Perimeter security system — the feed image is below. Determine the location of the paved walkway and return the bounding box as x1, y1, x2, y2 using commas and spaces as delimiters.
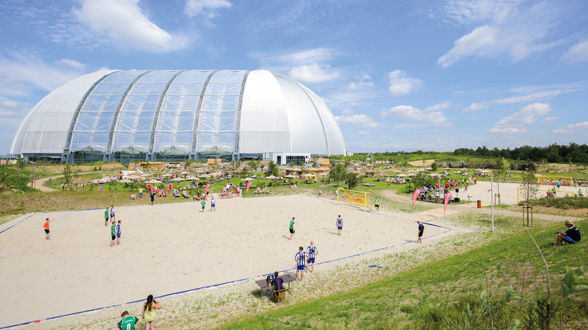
379, 190, 582, 222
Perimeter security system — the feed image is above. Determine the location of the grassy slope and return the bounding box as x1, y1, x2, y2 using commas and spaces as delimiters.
218, 219, 588, 329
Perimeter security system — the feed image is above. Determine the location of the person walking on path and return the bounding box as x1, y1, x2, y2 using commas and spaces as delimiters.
110, 205, 116, 222
294, 246, 309, 281
117, 311, 139, 330
336, 215, 343, 236
116, 220, 122, 245
289, 217, 295, 240
150, 191, 156, 206
307, 241, 318, 273
104, 207, 109, 227
142, 295, 161, 330
415, 221, 424, 243
110, 221, 116, 247
211, 196, 216, 211
43, 218, 50, 240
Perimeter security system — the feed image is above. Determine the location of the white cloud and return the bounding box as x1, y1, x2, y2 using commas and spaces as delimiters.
494, 90, 562, 104
542, 116, 558, 122
380, 105, 448, 127
488, 127, 528, 134
1, 100, 18, 108
463, 102, 489, 112
439, 25, 497, 67
74, 0, 190, 52
185, 0, 231, 17
489, 102, 551, 134
289, 64, 339, 83
388, 70, 423, 96
59, 59, 86, 70
348, 75, 374, 90
439, 1, 563, 66
495, 102, 551, 127
335, 109, 379, 130
425, 101, 451, 111
562, 40, 588, 63
358, 131, 370, 135
552, 122, 588, 134
0, 53, 85, 94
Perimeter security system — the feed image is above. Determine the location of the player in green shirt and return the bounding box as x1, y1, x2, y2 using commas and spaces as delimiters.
104, 207, 109, 227
117, 311, 139, 330
110, 221, 116, 247
201, 200, 206, 213
289, 217, 295, 240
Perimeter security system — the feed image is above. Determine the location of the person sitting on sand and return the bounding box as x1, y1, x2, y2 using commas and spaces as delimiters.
554, 220, 581, 246
142, 295, 161, 330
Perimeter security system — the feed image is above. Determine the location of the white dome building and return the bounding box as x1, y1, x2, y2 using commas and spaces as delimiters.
11, 70, 346, 164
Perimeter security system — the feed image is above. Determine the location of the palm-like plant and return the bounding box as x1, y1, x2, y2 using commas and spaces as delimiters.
345, 172, 361, 190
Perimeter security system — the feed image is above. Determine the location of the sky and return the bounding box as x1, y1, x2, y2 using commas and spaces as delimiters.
0, 0, 587, 154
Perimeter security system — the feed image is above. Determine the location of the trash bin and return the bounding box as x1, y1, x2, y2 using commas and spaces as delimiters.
477, 200, 482, 208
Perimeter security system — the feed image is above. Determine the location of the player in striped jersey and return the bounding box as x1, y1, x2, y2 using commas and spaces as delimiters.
307, 241, 318, 273
294, 246, 309, 281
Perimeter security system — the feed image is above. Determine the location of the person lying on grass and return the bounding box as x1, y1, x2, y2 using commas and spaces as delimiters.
554, 220, 581, 247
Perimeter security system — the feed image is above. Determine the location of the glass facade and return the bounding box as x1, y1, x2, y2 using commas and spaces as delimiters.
66, 70, 248, 163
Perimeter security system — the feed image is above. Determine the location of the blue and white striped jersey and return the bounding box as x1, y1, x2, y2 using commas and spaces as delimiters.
295, 252, 309, 266
307, 246, 318, 258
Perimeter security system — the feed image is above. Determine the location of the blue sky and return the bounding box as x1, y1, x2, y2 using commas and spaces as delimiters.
0, 0, 587, 154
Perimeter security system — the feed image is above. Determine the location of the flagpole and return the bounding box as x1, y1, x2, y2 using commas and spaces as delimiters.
491, 174, 494, 232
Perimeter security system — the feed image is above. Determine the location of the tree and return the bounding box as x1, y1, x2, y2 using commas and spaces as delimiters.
330, 164, 348, 186
493, 157, 510, 200
520, 169, 539, 204
431, 162, 438, 172
265, 161, 279, 177
62, 164, 73, 191
0, 172, 16, 193
345, 172, 362, 190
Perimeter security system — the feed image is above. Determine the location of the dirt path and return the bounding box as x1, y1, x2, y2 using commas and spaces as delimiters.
379, 189, 583, 222
28, 171, 97, 192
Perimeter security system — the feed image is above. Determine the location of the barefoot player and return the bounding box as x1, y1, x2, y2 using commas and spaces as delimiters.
294, 246, 309, 281
336, 215, 343, 236
307, 241, 318, 273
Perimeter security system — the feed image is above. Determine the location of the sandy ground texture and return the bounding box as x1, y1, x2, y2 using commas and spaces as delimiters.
0, 194, 454, 328
454, 181, 581, 206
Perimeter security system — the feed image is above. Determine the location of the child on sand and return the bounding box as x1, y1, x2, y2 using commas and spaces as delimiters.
110, 205, 116, 222
117, 311, 139, 330
336, 215, 343, 236
374, 198, 380, 211
211, 196, 216, 211
318, 189, 322, 197
104, 207, 109, 227
201, 200, 206, 213
43, 218, 50, 240
110, 221, 116, 247
289, 217, 296, 240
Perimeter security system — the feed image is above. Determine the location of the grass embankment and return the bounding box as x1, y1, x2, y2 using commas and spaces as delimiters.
220, 219, 588, 329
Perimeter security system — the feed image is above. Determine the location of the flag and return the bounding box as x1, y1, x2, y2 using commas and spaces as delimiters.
147, 183, 151, 191
246, 181, 252, 193
168, 183, 172, 190
205, 183, 210, 194
412, 188, 421, 206
444, 192, 452, 213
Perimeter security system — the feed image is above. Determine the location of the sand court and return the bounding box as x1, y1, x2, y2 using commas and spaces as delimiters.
0, 194, 453, 327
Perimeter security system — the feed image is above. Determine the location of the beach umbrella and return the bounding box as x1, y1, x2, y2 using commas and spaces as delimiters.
265, 175, 279, 180
185, 176, 200, 181
284, 174, 296, 179
242, 177, 255, 181
141, 173, 153, 177
171, 177, 184, 182
179, 171, 190, 175
161, 173, 173, 178
119, 179, 132, 183
147, 179, 162, 184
